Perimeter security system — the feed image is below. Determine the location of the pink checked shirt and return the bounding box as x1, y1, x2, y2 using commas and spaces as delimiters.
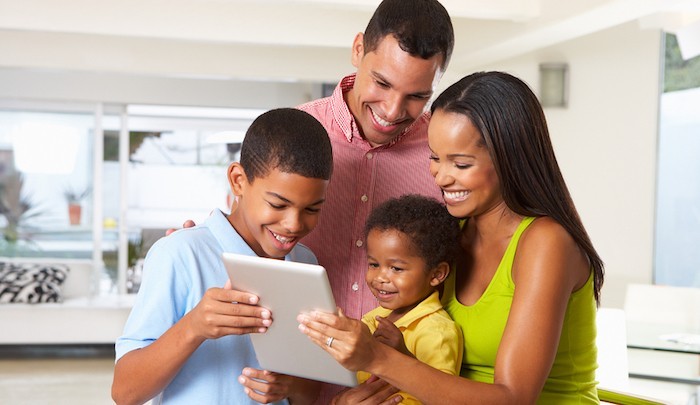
298, 74, 442, 320
298, 74, 442, 403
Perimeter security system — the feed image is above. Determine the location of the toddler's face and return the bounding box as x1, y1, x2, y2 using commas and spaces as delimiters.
365, 229, 438, 319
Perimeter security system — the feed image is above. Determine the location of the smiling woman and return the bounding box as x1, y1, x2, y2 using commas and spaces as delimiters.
298, 71, 603, 404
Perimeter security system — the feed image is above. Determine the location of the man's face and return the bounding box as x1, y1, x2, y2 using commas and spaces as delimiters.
346, 34, 444, 147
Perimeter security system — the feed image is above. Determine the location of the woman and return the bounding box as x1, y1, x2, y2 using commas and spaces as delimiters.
298, 71, 604, 404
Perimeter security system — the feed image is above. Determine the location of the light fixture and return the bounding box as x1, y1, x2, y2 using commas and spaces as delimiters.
539, 63, 569, 108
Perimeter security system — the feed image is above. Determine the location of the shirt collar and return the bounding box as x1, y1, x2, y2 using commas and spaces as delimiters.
203, 209, 297, 261
331, 73, 428, 148
331, 74, 357, 143
372, 290, 444, 329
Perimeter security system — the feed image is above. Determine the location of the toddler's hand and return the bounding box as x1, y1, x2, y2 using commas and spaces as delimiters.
372, 316, 412, 358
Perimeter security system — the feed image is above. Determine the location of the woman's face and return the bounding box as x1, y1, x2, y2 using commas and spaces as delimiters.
428, 109, 504, 219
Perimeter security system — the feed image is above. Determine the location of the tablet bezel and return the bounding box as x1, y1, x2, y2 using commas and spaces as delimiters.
221, 252, 358, 387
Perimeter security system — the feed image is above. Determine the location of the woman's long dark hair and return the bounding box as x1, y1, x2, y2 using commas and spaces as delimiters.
431, 71, 604, 304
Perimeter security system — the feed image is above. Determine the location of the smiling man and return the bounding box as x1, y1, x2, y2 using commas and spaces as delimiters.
296, 0, 455, 403
299, 0, 453, 324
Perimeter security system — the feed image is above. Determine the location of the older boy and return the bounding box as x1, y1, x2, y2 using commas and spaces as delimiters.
112, 109, 333, 405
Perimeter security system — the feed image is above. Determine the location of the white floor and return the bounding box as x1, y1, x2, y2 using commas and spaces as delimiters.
0, 357, 696, 405
0, 358, 115, 405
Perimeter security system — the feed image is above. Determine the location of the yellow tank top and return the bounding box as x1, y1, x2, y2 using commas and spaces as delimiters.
442, 217, 599, 404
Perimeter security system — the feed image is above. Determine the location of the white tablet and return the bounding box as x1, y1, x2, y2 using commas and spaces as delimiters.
221, 252, 358, 387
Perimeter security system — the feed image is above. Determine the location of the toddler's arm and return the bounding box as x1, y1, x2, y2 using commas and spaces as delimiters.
372, 316, 413, 358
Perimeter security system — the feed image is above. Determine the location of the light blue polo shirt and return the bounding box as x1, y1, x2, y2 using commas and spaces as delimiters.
116, 209, 317, 404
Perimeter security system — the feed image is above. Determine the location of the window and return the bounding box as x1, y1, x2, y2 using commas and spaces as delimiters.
0, 109, 96, 257
0, 102, 262, 294
654, 33, 700, 287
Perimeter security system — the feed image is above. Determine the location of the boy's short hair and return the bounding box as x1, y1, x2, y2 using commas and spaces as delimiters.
240, 108, 333, 182
363, 0, 454, 70
364, 194, 461, 270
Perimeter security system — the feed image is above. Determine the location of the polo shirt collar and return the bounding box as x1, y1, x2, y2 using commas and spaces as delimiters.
332, 73, 421, 147
371, 290, 443, 329
203, 209, 295, 261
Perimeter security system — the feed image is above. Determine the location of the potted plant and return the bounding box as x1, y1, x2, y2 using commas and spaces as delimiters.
64, 186, 91, 226
0, 171, 43, 254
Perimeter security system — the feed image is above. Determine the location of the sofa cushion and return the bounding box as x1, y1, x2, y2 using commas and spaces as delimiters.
0, 262, 70, 303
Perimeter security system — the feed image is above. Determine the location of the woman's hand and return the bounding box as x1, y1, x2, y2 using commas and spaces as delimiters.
238, 368, 320, 404
297, 308, 378, 372
331, 375, 402, 405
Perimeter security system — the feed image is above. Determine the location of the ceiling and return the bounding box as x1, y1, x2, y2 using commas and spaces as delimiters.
1, 0, 699, 85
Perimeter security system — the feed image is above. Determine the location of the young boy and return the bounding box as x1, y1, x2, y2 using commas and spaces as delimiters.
358, 194, 463, 404
112, 108, 333, 405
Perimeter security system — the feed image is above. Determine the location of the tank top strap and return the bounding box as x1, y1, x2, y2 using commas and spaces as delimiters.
507, 217, 536, 254
442, 217, 537, 307
499, 216, 537, 286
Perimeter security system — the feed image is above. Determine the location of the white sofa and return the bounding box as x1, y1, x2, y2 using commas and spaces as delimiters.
0, 257, 134, 344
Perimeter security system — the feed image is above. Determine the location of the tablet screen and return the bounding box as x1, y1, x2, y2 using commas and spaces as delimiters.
222, 252, 358, 387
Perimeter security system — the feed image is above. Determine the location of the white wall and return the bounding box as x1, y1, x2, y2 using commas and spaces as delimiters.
465, 22, 662, 308
0, 21, 662, 308
0, 68, 325, 109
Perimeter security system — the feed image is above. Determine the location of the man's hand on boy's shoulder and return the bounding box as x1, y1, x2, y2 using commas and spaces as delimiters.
165, 219, 196, 236
184, 280, 272, 340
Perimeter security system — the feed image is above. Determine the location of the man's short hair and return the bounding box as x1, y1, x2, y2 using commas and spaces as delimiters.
240, 108, 333, 182
363, 0, 454, 70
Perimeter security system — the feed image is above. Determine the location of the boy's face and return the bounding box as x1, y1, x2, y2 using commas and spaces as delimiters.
365, 229, 447, 320
227, 164, 328, 259
346, 33, 444, 148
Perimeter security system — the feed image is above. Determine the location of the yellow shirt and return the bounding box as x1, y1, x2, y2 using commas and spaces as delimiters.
358, 290, 463, 404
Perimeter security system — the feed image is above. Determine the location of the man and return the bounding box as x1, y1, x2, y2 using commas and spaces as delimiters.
297, 1, 454, 403
176, 1, 454, 403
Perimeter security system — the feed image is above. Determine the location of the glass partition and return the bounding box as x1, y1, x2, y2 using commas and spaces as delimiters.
0, 110, 97, 258
654, 33, 700, 287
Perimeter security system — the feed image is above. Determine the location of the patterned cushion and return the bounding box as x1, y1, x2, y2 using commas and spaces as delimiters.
0, 262, 70, 303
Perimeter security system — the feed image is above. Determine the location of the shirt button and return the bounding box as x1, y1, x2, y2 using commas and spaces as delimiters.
352, 282, 359, 291
366, 153, 373, 159
361, 195, 368, 202
355, 239, 363, 247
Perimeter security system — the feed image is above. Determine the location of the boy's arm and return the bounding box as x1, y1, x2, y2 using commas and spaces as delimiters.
112, 282, 271, 405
